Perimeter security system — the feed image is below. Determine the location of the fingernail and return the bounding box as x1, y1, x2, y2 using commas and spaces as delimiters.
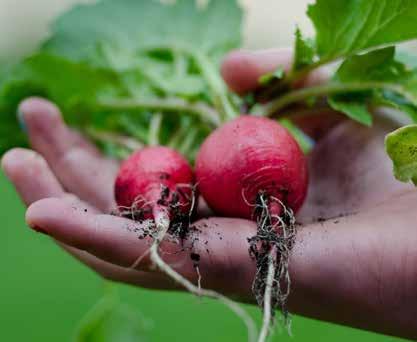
17, 108, 27, 133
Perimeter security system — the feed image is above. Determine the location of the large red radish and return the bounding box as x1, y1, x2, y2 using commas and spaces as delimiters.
196, 116, 308, 219
195, 116, 309, 341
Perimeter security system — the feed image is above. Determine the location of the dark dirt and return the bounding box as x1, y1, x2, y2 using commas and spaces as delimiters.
248, 191, 296, 325
311, 211, 356, 224
115, 184, 196, 241
114, 184, 205, 271
190, 252, 201, 269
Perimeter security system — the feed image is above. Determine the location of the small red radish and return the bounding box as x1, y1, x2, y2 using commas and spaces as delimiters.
195, 115, 308, 341
114, 146, 257, 340
115, 146, 195, 230
196, 116, 308, 219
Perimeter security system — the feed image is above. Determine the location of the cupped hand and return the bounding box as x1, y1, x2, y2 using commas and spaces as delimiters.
2, 49, 417, 340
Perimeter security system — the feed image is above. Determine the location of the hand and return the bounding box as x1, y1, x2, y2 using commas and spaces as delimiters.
2, 49, 417, 340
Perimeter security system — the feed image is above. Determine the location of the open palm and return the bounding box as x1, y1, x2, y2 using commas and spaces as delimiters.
2, 49, 417, 340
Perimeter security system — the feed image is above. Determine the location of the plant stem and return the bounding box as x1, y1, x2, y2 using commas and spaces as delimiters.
167, 121, 191, 150
258, 59, 330, 102
259, 43, 410, 103
193, 51, 238, 122
173, 49, 187, 77
178, 129, 198, 157
263, 81, 405, 116
86, 127, 144, 150
137, 44, 237, 122
148, 113, 162, 146
96, 97, 220, 127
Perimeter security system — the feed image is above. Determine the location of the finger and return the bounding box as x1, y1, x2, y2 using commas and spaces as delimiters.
63, 245, 178, 291
1, 149, 170, 289
26, 197, 257, 299
221, 48, 292, 95
19, 97, 118, 212
1, 148, 98, 214
221, 48, 329, 95
1, 148, 64, 206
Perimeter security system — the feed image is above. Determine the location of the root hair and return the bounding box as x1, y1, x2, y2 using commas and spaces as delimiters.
118, 185, 258, 342
248, 192, 296, 342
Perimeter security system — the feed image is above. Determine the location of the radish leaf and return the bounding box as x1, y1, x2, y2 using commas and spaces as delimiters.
328, 96, 373, 126
42, 0, 242, 118
308, 0, 417, 61
329, 47, 417, 123
293, 27, 315, 72
0, 0, 243, 157
259, 67, 285, 86
386, 125, 417, 185
44, 0, 242, 67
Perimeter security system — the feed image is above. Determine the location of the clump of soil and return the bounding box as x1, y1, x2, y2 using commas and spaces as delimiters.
114, 184, 202, 269
113, 184, 257, 341
116, 184, 195, 240
248, 191, 296, 327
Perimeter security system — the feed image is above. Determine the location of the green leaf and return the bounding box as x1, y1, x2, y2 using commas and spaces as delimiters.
308, 0, 417, 61
44, 0, 243, 67
264, 0, 417, 116
374, 89, 417, 123
334, 47, 406, 83
258, 67, 284, 86
0, 0, 242, 158
331, 47, 417, 124
0, 53, 127, 127
0, 53, 131, 154
328, 96, 373, 126
386, 125, 417, 185
279, 118, 314, 154
293, 27, 315, 71
43, 0, 242, 121
0, 120, 26, 155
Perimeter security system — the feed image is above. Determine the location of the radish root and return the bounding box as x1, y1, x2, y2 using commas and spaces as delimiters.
249, 193, 296, 342
149, 220, 257, 342
120, 187, 258, 342
258, 249, 276, 342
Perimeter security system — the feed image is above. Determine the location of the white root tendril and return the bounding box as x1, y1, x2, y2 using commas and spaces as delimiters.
119, 188, 257, 341
258, 250, 276, 342
249, 193, 296, 342
196, 265, 202, 292
149, 209, 258, 342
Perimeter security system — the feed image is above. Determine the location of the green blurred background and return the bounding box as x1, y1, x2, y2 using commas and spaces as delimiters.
0, 0, 410, 341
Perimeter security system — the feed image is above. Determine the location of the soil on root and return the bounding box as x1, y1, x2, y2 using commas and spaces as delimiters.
114, 186, 258, 342
113, 184, 202, 269
248, 191, 297, 330
116, 185, 195, 240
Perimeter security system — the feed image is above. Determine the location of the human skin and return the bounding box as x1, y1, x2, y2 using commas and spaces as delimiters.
2, 49, 417, 340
